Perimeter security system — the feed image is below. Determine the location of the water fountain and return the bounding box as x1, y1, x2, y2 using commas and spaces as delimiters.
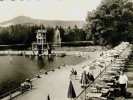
53, 28, 61, 46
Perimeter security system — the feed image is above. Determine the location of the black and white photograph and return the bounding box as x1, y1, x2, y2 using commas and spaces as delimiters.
0, 0, 133, 100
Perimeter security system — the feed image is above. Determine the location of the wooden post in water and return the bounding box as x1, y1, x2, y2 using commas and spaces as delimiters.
10, 57, 12, 64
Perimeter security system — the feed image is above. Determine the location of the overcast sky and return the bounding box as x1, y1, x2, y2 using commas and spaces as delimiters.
0, 0, 101, 22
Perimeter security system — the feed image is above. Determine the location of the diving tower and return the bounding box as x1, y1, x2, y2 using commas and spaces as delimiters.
32, 29, 47, 56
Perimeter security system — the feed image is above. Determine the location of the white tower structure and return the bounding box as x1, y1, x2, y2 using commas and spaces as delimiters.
32, 29, 47, 56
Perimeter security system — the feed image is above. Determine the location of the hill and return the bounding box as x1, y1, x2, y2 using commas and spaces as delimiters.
0, 16, 86, 28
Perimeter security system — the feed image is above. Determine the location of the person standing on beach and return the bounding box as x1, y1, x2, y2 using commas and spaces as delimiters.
118, 71, 128, 99
74, 70, 77, 79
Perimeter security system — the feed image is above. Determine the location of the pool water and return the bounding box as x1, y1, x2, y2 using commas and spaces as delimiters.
0, 55, 86, 95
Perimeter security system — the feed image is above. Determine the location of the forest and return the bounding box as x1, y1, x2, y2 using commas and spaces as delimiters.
0, 24, 86, 45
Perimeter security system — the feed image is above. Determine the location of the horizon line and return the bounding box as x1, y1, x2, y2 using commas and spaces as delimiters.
0, 15, 86, 23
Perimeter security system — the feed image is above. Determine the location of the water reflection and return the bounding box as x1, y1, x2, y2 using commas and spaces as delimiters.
48, 55, 54, 61
37, 57, 45, 69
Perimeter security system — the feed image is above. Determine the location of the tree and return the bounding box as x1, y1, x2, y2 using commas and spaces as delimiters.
85, 0, 133, 47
